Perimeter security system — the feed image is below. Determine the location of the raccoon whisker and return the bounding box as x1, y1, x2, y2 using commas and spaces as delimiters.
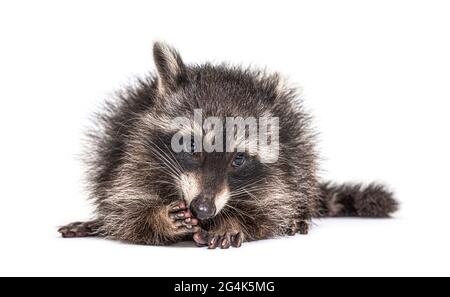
228, 180, 267, 197
154, 139, 184, 173
146, 144, 182, 178
232, 178, 267, 191
149, 147, 181, 176
220, 208, 252, 236
159, 139, 184, 175
127, 138, 182, 179
231, 185, 274, 193
164, 191, 181, 198
223, 204, 254, 221
228, 190, 263, 198
149, 180, 178, 186
141, 164, 175, 175
143, 138, 183, 175
145, 164, 181, 181
228, 186, 274, 198
127, 159, 181, 186
243, 189, 265, 203
140, 166, 183, 190
231, 182, 274, 194
140, 161, 180, 181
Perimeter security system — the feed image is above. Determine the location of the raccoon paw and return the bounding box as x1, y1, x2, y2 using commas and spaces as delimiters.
287, 220, 309, 236
193, 230, 244, 249
169, 201, 200, 234
58, 221, 100, 238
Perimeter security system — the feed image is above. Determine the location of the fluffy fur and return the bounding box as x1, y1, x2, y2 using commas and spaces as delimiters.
317, 183, 398, 218
59, 42, 398, 248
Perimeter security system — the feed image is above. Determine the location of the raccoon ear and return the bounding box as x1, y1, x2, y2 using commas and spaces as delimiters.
153, 42, 187, 94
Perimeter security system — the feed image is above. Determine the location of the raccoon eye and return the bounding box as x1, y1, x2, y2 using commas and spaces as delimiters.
190, 141, 196, 153
232, 153, 246, 167
183, 139, 196, 153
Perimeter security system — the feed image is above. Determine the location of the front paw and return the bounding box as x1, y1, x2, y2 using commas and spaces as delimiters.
193, 230, 244, 249
169, 201, 200, 234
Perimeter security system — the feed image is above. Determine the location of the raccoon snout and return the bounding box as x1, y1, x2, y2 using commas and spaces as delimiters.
190, 196, 216, 220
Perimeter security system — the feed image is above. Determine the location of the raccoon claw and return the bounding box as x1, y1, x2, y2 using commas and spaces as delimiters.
169, 202, 199, 233
193, 230, 208, 246
58, 221, 99, 238
287, 222, 298, 236
298, 221, 309, 235
221, 233, 232, 249
170, 201, 188, 213
287, 220, 309, 236
193, 230, 244, 249
231, 232, 244, 247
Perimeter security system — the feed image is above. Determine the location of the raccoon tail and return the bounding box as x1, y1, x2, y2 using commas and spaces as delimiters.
315, 182, 399, 218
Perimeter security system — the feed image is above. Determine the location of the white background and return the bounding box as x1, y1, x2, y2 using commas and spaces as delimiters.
1, 0, 449, 276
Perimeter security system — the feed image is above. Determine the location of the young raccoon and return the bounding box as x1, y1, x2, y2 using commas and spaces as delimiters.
58, 42, 398, 249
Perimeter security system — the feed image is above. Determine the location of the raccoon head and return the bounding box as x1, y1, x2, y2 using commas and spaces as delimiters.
130, 42, 310, 221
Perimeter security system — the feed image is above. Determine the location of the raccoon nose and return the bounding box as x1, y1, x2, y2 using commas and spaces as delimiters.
190, 197, 216, 220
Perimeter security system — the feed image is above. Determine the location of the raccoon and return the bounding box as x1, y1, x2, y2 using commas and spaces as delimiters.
58, 42, 398, 249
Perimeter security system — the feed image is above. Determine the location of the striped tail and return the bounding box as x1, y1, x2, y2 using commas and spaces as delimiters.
316, 182, 399, 218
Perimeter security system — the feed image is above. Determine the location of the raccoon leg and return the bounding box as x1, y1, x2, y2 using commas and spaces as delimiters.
169, 201, 200, 233
95, 197, 201, 245
58, 220, 101, 238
